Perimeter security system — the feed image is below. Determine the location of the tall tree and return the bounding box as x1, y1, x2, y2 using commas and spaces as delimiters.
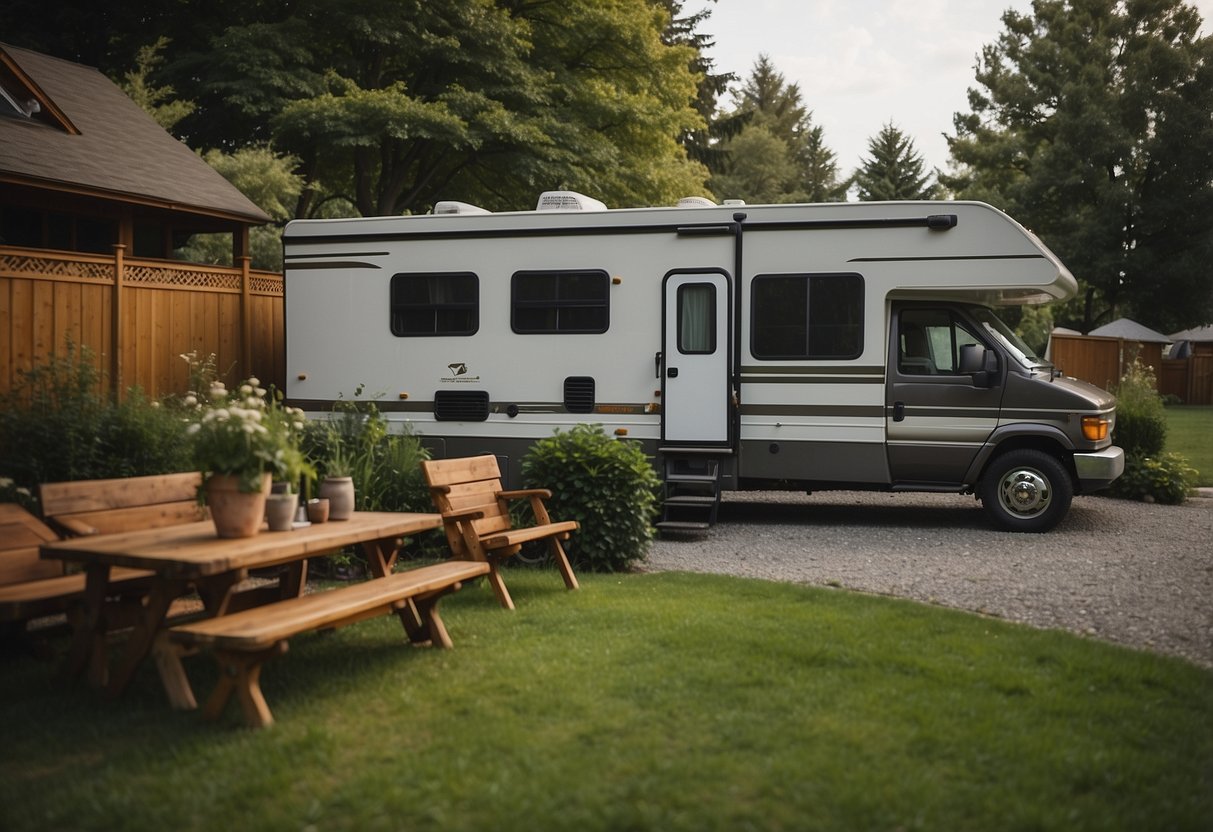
853, 123, 938, 201
710, 55, 846, 203
944, 0, 1213, 333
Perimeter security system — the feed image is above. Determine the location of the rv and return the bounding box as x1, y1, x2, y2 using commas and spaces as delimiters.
283, 193, 1124, 533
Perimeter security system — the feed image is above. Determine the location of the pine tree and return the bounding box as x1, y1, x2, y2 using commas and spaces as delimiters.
853, 123, 938, 201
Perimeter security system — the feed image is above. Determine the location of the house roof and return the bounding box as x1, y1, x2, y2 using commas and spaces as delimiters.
1088, 318, 1172, 343
1169, 325, 1213, 342
0, 43, 270, 225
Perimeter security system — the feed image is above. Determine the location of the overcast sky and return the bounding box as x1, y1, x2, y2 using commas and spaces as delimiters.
688, 0, 1213, 178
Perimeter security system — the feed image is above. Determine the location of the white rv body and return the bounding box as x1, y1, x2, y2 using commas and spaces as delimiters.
284, 197, 1122, 532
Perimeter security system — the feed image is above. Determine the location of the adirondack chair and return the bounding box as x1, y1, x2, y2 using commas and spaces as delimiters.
420, 455, 579, 610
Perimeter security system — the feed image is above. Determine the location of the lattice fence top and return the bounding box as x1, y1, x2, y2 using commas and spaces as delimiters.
1, 250, 283, 296
1, 252, 114, 282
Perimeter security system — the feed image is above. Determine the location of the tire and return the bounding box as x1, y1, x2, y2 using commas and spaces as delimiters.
979, 449, 1073, 533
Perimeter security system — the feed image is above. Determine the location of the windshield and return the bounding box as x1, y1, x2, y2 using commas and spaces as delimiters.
971, 307, 1048, 369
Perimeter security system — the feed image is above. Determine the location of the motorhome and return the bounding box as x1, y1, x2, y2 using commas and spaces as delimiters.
283, 193, 1124, 533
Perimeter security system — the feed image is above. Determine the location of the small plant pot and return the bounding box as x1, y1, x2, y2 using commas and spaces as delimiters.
265, 492, 299, 532
319, 476, 355, 520
306, 497, 330, 524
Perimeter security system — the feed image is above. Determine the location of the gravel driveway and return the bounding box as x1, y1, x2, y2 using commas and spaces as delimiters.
643, 491, 1213, 669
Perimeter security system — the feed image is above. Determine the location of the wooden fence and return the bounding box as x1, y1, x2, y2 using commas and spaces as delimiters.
0, 245, 284, 400
1049, 333, 1211, 404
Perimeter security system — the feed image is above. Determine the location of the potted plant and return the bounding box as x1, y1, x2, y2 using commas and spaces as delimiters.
185, 377, 306, 538
317, 427, 356, 520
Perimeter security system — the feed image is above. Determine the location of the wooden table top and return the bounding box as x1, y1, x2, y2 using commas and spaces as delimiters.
40, 511, 444, 579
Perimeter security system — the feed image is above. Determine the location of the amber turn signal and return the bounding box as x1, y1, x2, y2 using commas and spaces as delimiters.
1081, 416, 1109, 441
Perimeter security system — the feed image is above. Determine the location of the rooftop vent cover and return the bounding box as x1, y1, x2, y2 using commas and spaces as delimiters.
433, 201, 491, 215
676, 196, 716, 208
433, 390, 490, 422
535, 191, 608, 212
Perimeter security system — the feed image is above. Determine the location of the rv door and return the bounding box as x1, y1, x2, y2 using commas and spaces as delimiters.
661, 270, 732, 445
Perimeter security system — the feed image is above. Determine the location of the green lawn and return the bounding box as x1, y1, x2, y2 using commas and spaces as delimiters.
1165, 405, 1213, 486
2, 570, 1210, 832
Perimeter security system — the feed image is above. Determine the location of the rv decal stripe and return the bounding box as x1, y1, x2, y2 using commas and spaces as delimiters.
847, 254, 1044, 263
740, 405, 884, 418
740, 374, 884, 385
285, 251, 389, 259
739, 365, 884, 375
285, 261, 382, 270
894, 406, 1002, 419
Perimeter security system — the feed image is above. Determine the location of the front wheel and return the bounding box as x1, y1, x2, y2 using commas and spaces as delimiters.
979, 449, 1073, 533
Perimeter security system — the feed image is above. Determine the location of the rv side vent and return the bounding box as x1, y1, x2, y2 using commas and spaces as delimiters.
535, 191, 608, 212
563, 376, 596, 413
433, 390, 490, 422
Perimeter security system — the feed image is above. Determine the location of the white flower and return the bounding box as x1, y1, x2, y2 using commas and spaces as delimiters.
186, 423, 201, 435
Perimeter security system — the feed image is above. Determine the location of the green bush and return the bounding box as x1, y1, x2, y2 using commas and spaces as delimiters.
1110, 453, 1197, 505
0, 341, 192, 500
521, 423, 660, 572
1112, 359, 1167, 459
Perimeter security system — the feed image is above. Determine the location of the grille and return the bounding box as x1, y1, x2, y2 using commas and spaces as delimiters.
433, 390, 490, 422
563, 376, 596, 413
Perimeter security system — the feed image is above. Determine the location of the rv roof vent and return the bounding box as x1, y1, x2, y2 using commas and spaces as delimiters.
433, 201, 491, 215
535, 191, 608, 212
722, 199, 746, 206
676, 196, 716, 208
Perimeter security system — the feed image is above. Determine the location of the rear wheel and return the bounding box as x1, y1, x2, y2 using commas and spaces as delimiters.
980, 449, 1073, 533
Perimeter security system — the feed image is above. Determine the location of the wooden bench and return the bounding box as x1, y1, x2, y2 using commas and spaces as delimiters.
420, 455, 579, 610
0, 503, 151, 634
158, 560, 490, 728
39, 471, 206, 538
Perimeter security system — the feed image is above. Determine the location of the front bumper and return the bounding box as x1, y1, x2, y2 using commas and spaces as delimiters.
1073, 446, 1125, 492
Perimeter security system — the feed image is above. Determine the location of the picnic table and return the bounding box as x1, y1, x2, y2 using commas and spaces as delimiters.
40, 511, 445, 698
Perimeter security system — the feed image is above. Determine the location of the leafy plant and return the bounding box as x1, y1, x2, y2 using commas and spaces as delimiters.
520, 423, 660, 572
0, 340, 192, 497
1112, 453, 1198, 505
1109, 360, 1195, 503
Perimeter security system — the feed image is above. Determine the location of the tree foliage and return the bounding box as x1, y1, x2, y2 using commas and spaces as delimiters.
709, 55, 847, 203
853, 122, 939, 201
944, 0, 1213, 333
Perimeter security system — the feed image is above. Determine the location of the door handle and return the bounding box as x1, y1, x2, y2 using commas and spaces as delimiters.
655, 351, 662, 379
892, 401, 905, 422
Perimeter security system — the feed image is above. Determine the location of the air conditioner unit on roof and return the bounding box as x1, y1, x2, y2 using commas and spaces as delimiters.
535, 191, 608, 212
434, 201, 491, 215
676, 196, 716, 208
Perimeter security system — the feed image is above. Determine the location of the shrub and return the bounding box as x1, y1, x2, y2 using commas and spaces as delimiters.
520, 423, 660, 572
1111, 453, 1197, 505
0, 341, 192, 499
1112, 359, 1167, 459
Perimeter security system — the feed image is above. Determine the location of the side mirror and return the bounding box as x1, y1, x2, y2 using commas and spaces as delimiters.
959, 344, 997, 387
958, 344, 986, 374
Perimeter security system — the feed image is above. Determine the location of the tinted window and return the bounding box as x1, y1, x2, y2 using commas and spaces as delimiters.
390, 272, 479, 336
751, 273, 863, 359
512, 270, 609, 334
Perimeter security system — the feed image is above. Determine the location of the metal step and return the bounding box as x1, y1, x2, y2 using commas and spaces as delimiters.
655, 520, 712, 533
663, 472, 720, 484
663, 495, 717, 507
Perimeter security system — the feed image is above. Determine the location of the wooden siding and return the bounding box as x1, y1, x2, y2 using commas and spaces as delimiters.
0, 245, 283, 398
1051, 333, 1211, 405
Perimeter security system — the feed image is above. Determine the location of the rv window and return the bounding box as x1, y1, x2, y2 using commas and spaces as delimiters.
751, 273, 863, 359
512, 270, 609, 334
390, 272, 479, 336
677, 283, 716, 354
897, 309, 983, 375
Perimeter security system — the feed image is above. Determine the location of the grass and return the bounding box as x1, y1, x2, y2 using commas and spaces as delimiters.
2, 569, 1210, 832
1165, 405, 1213, 487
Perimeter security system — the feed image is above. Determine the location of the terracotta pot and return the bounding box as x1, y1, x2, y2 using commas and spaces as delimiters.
307, 497, 330, 523
206, 473, 272, 538
318, 476, 355, 520
265, 491, 299, 532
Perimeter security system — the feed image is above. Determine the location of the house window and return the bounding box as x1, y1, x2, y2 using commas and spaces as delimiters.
511, 270, 609, 334
751, 273, 863, 359
390, 272, 479, 336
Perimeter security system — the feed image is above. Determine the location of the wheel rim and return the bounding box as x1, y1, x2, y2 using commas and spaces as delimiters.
997, 467, 1052, 518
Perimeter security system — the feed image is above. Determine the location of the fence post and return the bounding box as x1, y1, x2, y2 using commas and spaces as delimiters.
239, 255, 252, 381
111, 243, 125, 399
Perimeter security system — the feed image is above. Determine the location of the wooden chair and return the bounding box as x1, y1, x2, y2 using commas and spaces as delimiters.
420, 455, 579, 610
39, 471, 206, 537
